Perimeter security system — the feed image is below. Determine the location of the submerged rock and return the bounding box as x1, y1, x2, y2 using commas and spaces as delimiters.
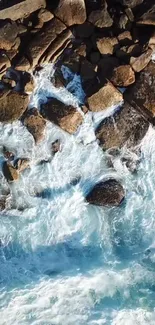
41, 98, 83, 134
86, 179, 125, 207
15, 158, 30, 172
51, 139, 61, 154
96, 102, 149, 150
0, 90, 29, 123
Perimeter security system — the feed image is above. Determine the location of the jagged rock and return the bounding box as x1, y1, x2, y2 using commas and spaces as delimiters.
0, 90, 29, 123
117, 31, 132, 46
74, 44, 87, 57
15, 158, 30, 172
111, 65, 135, 87
41, 98, 83, 134
15, 56, 32, 72
54, 0, 86, 26
0, 0, 46, 20
86, 81, 123, 112
125, 8, 134, 22
97, 37, 118, 55
24, 109, 46, 143
124, 61, 155, 118
118, 14, 131, 30
137, 4, 155, 26
130, 49, 152, 72
86, 179, 125, 207
38, 8, 54, 23
51, 140, 61, 154
27, 18, 67, 68
88, 0, 113, 28
3, 161, 19, 182
0, 21, 19, 51
75, 22, 94, 38
96, 102, 149, 150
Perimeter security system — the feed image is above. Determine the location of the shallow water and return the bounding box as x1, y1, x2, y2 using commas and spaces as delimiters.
0, 64, 155, 325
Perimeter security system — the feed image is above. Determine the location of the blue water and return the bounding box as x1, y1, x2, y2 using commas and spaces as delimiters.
0, 65, 155, 325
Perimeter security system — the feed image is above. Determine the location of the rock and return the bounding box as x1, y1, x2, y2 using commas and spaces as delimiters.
0, 52, 11, 74
52, 68, 67, 88
1, 76, 16, 88
86, 179, 125, 207
111, 65, 135, 87
98, 56, 120, 81
137, 4, 155, 26
125, 8, 134, 22
15, 56, 31, 72
116, 44, 143, 62
0, 196, 7, 211
74, 44, 87, 57
23, 109, 46, 143
80, 59, 96, 81
75, 22, 94, 38
0, 0, 46, 21
15, 158, 30, 172
2, 146, 14, 160
51, 139, 61, 154
88, 0, 113, 28
38, 8, 54, 23
54, 0, 86, 26
27, 18, 67, 68
96, 102, 149, 150
3, 161, 19, 182
0, 90, 29, 123
87, 81, 123, 112
41, 98, 83, 134
117, 31, 132, 46
97, 37, 118, 55
90, 52, 100, 64
124, 61, 155, 118
118, 0, 143, 7
0, 21, 19, 51
130, 48, 152, 72
118, 14, 131, 30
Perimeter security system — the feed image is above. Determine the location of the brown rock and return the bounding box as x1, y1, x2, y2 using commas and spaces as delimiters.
96, 102, 149, 150
124, 61, 155, 117
75, 44, 87, 57
97, 37, 118, 55
24, 109, 46, 143
118, 14, 130, 30
86, 179, 125, 207
111, 65, 135, 87
0, 53, 11, 74
41, 98, 83, 134
0, 21, 18, 51
130, 48, 152, 72
137, 4, 155, 26
38, 8, 54, 23
54, 0, 86, 26
15, 158, 30, 172
87, 81, 123, 112
27, 18, 66, 68
2, 146, 15, 160
3, 161, 19, 182
0, 90, 29, 123
117, 31, 132, 46
118, 0, 143, 8
88, 0, 113, 28
125, 8, 134, 22
0, 196, 7, 211
0, 0, 46, 21
75, 22, 94, 38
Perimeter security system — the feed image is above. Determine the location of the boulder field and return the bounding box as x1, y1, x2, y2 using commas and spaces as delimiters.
0, 0, 155, 207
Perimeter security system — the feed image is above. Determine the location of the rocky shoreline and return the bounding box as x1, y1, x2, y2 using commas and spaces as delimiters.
0, 0, 155, 209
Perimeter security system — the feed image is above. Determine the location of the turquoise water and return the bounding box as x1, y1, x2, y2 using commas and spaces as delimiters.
0, 65, 155, 325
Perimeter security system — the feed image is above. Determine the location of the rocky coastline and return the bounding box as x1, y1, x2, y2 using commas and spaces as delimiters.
0, 0, 155, 209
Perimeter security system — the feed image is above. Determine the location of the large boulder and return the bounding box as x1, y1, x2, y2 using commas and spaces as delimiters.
23, 109, 46, 143
96, 102, 149, 150
0, 90, 29, 123
86, 179, 125, 207
0, 0, 46, 20
111, 65, 135, 87
54, 0, 86, 26
125, 61, 155, 118
86, 81, 123, 112
41, 98, 83, 134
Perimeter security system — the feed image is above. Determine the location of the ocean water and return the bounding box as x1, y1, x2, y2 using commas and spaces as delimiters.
0, 64, 155, 325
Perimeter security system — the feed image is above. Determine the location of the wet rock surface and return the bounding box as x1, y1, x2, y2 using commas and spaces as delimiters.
0, 90, 29, 122
86, 179, 125, 207
23, 109, 46, 143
